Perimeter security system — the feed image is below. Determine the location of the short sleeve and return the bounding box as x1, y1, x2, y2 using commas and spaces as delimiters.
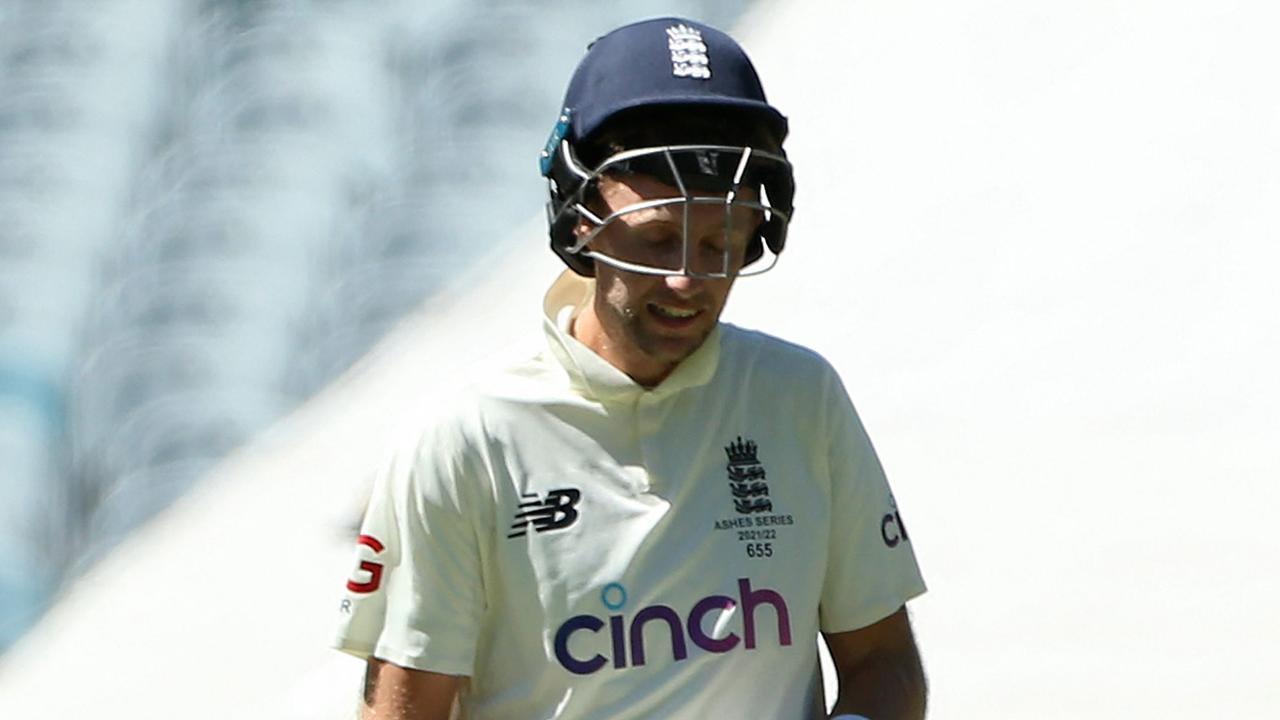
818, 369, 926, 634
331, 413, 488, 676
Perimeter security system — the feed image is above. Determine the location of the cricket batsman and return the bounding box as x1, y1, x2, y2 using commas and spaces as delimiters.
334, 17, 927, 719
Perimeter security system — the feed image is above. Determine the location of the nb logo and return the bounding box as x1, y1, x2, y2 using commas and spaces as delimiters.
508, 488, 582, 538
693, 150, 720, 176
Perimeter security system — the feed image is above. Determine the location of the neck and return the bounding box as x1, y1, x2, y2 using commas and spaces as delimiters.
571, 301, 673, 388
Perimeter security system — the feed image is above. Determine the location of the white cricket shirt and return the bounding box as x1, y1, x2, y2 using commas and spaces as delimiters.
333, 271, 926, 718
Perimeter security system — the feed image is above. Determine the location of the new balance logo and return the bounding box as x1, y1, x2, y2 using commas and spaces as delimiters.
508, 488, 582, 538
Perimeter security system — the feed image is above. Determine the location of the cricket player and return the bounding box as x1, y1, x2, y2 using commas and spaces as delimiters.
334, 17, 927, 719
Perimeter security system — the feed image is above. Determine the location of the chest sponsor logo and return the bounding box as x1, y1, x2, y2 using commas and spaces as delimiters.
553, 577, 792, 675
508, 488, 581, 538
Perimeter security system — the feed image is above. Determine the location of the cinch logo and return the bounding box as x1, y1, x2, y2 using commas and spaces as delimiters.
881, 509, 911, 548
880, 495, 912, 549
553, 577, 792, 675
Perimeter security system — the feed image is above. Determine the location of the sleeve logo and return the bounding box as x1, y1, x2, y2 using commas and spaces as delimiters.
345, 534, 386, 593
880, 498, 911, 548
508, 488, 582, 538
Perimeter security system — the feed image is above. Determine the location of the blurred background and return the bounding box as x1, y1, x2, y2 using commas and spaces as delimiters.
1, 0, 1278, 718
0, 0, 751, 652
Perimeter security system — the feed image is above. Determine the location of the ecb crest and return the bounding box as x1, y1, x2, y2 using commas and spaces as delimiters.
724, 436, 772, 514
666, 24, 711, 80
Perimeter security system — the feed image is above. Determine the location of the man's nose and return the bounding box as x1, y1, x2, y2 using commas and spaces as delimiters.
663, 272, 702, 296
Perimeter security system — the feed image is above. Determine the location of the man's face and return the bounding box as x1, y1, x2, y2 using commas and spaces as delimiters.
573, 172, 761, 386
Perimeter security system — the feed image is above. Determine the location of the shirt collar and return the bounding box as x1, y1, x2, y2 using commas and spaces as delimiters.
541, 270, 721, 402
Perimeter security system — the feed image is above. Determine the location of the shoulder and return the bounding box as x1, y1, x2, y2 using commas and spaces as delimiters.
388, 350, 574, 458
718, 322, 840, 382
715, 324, 857, 433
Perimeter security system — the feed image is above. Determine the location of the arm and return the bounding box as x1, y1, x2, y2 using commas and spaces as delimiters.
360, 657, 467, 720
823, 606, 926, 720
336, 417, 489, 718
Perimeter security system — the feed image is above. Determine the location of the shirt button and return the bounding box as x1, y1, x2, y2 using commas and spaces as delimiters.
629, 467, 651, 493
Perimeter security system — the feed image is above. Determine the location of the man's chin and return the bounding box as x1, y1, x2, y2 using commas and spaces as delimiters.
642, 332, 709, 366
